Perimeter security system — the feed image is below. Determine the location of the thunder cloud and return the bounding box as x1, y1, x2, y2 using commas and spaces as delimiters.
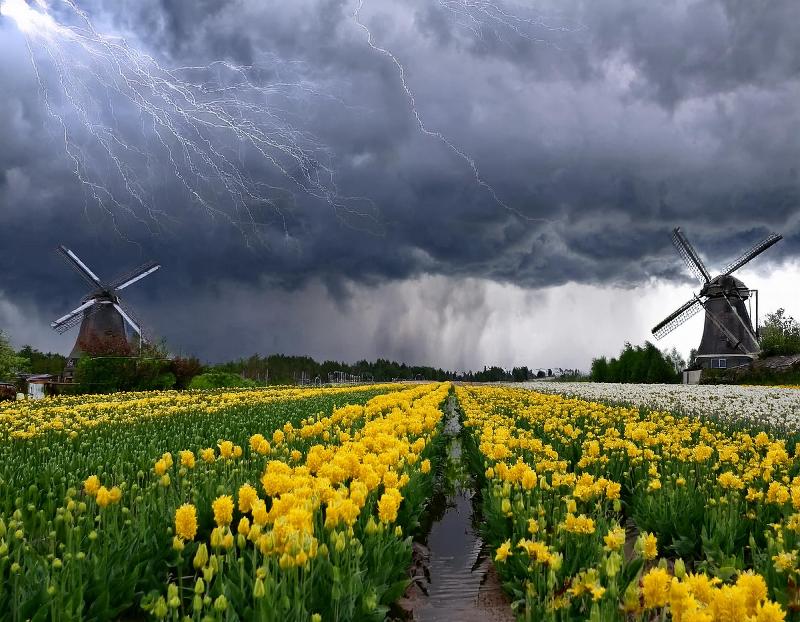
0, 0, 798, 369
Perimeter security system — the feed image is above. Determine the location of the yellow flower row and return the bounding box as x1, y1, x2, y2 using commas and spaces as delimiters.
174, 383, 448, 568
1, 383, 398, 439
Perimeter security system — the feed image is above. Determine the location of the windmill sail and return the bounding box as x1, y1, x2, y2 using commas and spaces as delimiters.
652, 297, 703, 339
51, 300, 100, 334
671, 228, 711, 283
722, 233, 783, 276
57, 246, 103, 288
113, 303, 142, 337
108, 261, 160, 291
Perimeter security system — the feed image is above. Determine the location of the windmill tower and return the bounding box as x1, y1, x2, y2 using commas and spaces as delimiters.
652, 227, 782, 371
51, 246, 160, 381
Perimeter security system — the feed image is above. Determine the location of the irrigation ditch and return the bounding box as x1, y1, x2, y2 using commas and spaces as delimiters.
393, 394, 514, 621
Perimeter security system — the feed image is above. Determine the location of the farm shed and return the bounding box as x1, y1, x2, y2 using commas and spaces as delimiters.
23, 374, 57, 400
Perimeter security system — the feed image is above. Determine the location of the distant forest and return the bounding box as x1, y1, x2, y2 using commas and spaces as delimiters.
212, 354, 566, 384
215, 353, 455, 384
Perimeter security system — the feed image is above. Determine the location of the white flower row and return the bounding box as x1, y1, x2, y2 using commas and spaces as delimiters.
517, 381, 800, 433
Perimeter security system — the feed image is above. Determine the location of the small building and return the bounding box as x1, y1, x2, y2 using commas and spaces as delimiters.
21, 374, 58, 400
682, 369, 702, 385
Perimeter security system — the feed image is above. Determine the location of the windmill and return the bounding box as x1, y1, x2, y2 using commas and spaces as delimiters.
652, 227, 782, 370
51, 246, 160, 380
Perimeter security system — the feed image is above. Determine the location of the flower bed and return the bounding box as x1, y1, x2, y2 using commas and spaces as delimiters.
0, 383, 449, 620
458, 385, 792, 621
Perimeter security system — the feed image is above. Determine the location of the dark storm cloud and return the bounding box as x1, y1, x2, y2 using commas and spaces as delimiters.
0, 0, 798, 361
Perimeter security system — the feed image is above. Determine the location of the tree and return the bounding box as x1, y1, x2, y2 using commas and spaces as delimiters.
17, 346, 66, 375
75, 356, 136, 393
74, 335, 175, 394
591, 342, 680, 383
643, 342, 676, 383
760, 309, 800, 357
77, 333, 132, 357
74, 332, 134, 393
590, 357, 609, 382
511, 366, 530, 382
688, 348, 699, 369
664, 347, 686, 375
0, 331, 27, 381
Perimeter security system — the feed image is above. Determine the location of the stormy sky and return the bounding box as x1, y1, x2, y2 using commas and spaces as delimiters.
0, 0, 798, 371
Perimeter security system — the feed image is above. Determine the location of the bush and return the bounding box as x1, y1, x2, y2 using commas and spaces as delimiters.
135, 359, 177, 391
170, 356, 205, 389
187, 372, 258, 390
75, 357, 176, 394
75, 357, 137, 393
0, 385, 16, 401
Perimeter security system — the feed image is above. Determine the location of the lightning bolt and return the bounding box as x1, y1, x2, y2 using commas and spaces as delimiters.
2, 0, 375, 240
435, 0, 579, 46
353, 0, 564, 222
3, 0, 572, 238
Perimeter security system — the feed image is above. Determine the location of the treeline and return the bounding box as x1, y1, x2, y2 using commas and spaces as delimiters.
17, 345, 66, 376
0, 336, 66, 381
590, 342, 683, 384
212, 358, 584, 384
214, 354, 456, 384
458, 366, 577, 382
0, 333, 203, 394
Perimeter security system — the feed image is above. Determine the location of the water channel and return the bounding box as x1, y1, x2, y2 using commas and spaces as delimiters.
403, 396, 514, 622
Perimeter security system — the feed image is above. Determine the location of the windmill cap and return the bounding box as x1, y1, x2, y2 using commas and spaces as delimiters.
701, 274, 750, 298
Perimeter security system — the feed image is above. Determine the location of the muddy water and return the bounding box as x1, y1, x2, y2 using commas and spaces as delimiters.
409, 398, 514, 622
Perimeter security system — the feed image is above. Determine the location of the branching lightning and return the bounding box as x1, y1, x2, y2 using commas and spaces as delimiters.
1, 0, 370, 238
435, 0, 578, 46
2, 0, 572, 236
353, 0, 566, 222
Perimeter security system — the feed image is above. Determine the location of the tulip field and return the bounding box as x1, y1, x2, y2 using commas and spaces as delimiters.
460, 385, 796, 622
0, 383, 448, 621
1, 381, 799, 621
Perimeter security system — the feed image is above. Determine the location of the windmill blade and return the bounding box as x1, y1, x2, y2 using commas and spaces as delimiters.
113, 303, 142, 337
722, 233, 783, 276
52, 311, 92, 334
108, 261, 160, 291
117, 301, 147, 336
51, 299, 97, 333
652, 297, 703, 339
52, 302, 104, 334
57, 246, 103, 288
671, 228, 711, 283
